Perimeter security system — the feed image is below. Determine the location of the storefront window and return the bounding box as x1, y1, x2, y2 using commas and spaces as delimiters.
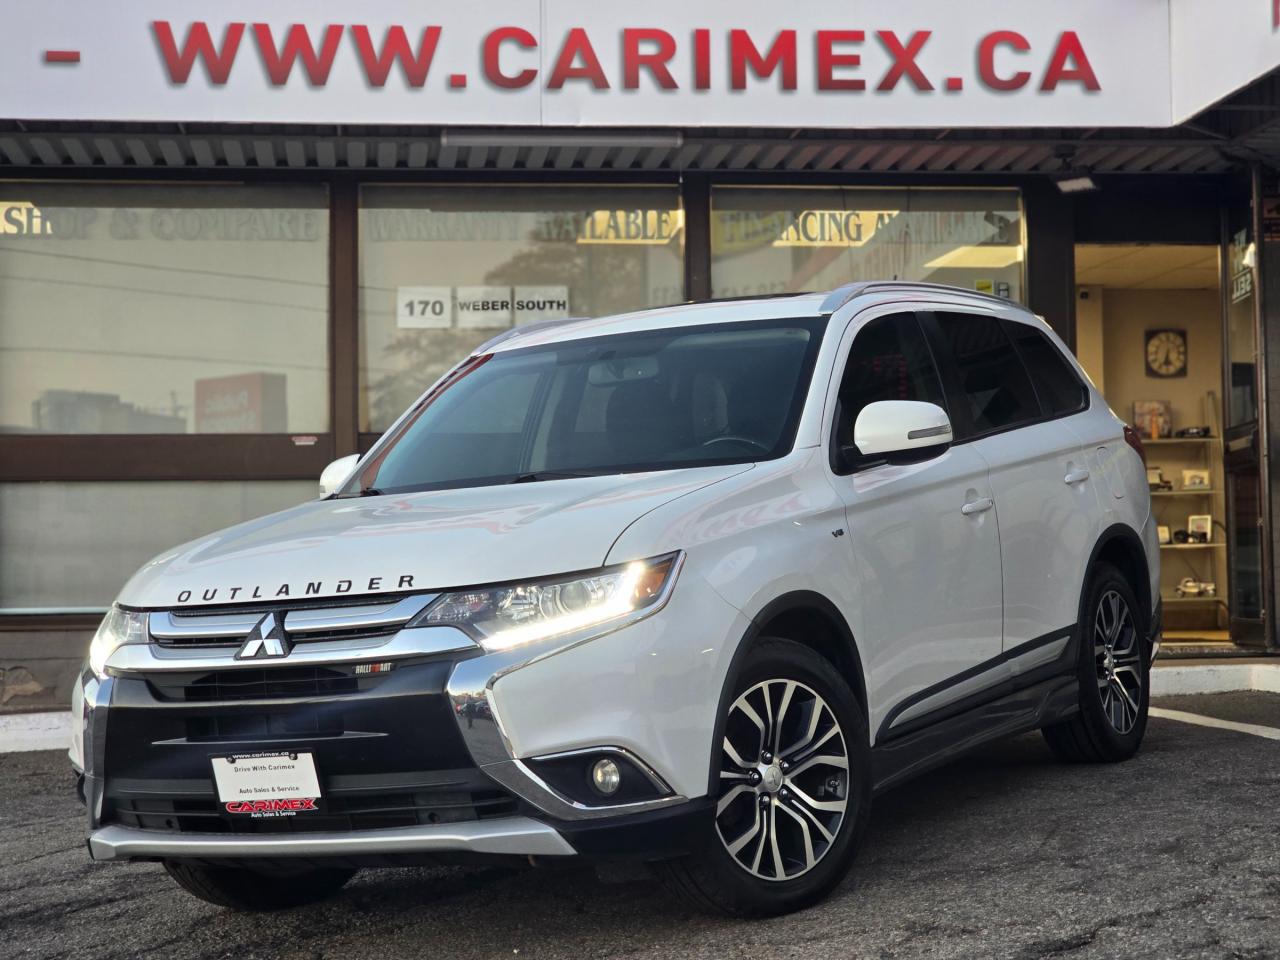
0, 184, 329, 434
358, 185, 684, 432
710, 187, 1024, 303
0, 481, 314, 611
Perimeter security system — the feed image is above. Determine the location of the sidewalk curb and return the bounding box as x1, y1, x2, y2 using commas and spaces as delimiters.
0, 711, 72, 754
1151, 663, 1280, 697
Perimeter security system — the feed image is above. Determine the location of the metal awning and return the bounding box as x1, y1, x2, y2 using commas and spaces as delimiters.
0, 123, 1246, 176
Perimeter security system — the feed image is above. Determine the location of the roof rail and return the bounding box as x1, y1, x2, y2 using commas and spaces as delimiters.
818, 283, 871, 314
475, 316, 590, 353
819, 280, 1020, 315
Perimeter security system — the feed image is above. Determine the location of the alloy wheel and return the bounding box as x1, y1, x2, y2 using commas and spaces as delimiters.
716, 679, 849, 882
1094, 590, 1143, 734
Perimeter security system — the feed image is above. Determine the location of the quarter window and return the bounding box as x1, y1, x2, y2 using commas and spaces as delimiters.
1004, 321, 1088, 417
833, 313, 947, 461
931, 312, 1040, 437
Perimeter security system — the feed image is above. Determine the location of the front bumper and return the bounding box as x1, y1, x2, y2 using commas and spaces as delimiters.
77, 576, 745, 863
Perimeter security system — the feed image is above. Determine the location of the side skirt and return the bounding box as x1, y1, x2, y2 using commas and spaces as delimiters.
870, 627, 1080, 794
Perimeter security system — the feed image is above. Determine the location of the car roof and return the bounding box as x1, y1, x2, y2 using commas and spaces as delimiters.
481, 282, 1034, 354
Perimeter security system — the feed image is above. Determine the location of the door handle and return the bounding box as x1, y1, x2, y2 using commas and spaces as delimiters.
1064, 468, 1091, 485
961, 497, 994, 516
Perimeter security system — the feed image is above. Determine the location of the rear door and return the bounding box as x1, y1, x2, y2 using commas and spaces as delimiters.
825, 310, 1004, 742
924, 310, 1098, 655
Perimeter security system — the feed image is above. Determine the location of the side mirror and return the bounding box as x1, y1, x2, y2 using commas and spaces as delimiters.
848, 401, 953, 465
318, 454, 360, 499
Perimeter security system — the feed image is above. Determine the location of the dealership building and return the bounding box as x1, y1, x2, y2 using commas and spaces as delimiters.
3, 1, 1280, 708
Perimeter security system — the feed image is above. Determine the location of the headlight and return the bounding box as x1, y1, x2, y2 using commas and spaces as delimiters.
416, 552, 682, 652
88, 606, 147, 678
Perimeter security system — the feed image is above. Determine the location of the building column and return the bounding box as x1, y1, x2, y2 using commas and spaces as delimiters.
1022, 180, 1076, 349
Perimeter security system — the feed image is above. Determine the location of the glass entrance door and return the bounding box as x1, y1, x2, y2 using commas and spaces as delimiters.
1222, 210, 1268, 646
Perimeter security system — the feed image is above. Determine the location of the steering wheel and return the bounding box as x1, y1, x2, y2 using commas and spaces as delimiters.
700, 434, 772, 455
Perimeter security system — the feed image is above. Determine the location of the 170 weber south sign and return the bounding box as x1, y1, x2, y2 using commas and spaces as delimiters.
4, 0, 1173, 128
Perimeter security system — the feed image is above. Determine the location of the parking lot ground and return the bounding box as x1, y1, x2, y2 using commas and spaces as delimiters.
1153, 691, 1280, 728
3, 699, 1278, 960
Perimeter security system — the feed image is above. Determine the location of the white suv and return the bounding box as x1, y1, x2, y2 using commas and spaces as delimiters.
72, 283, 1159, 917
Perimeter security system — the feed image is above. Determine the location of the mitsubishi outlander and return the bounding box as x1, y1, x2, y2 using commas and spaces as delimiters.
72, 283, 1159, 917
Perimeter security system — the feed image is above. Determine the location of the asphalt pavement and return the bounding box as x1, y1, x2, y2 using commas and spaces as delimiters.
2, 695, 1278, 960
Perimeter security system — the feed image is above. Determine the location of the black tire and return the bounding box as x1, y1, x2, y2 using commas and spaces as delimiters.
1043, 562, 1150, 763
657, 637, 871, 918
163, 861, 356, 911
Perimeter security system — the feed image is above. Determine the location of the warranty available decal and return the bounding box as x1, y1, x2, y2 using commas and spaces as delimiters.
176, 574, 417, 604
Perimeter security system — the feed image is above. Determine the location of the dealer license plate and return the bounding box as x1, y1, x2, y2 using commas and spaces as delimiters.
211, 751, 322, 818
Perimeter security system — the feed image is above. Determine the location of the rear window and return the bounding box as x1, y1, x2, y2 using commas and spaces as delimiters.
931, 312, 1040, 437
1005, 321, 1088, 417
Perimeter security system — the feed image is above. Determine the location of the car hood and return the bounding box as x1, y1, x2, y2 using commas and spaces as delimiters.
119, 465, 753, 609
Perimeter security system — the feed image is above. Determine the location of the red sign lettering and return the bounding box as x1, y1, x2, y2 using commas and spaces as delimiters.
147, 22, 1104, 98
623, 28, 678, 90
253, 23, 343, 87
152, 21, 244, 85
349, 26, 441, 88
483, 27, 538, 89
816, 30, 865, 92
1040, 31, 1101, 92
877, 30, 933, 91
729, 29, 797, 91
547, 28, 609, 89
978, 30, 1032, 91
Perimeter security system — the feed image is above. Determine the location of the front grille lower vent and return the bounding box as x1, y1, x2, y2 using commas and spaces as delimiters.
109, 785, 520, 834
146, 665, 387, 704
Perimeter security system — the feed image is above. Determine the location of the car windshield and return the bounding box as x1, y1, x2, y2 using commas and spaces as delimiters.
345, 316, 827, 495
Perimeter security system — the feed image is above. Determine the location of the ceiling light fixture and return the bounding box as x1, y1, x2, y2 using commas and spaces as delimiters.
1054, 173, 1099, 194
1050, 145, 1099, 194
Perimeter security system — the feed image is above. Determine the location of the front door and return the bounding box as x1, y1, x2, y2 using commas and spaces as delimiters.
825, 310, 1004, 742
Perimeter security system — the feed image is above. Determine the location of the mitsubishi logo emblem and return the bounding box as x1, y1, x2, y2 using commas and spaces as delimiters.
234, 613, 292, 660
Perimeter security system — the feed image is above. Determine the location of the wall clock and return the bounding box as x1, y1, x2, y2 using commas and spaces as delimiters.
1145, 328, 1187, 378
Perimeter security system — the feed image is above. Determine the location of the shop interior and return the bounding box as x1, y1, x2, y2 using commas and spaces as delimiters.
1073, 243, 1235, 649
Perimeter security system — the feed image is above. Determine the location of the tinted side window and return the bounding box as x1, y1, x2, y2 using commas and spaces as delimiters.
1005, 321, 1088, 416
834, 313, 947, 455
932, 312, 1040, 437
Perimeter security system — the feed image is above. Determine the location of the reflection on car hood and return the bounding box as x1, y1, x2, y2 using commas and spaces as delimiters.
118, 465, 753, 609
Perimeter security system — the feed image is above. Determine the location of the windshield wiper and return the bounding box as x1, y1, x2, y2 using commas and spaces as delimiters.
506, 471, 602, 484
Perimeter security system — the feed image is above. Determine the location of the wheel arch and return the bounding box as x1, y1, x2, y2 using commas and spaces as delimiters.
706, 590, 868, 796
1084, 523, 1153, 627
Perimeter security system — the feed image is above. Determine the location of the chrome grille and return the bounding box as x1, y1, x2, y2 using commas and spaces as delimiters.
149, 594, 437, 649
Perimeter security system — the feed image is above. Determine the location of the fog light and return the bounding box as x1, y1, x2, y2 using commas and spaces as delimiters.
591, 758, 622, 796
